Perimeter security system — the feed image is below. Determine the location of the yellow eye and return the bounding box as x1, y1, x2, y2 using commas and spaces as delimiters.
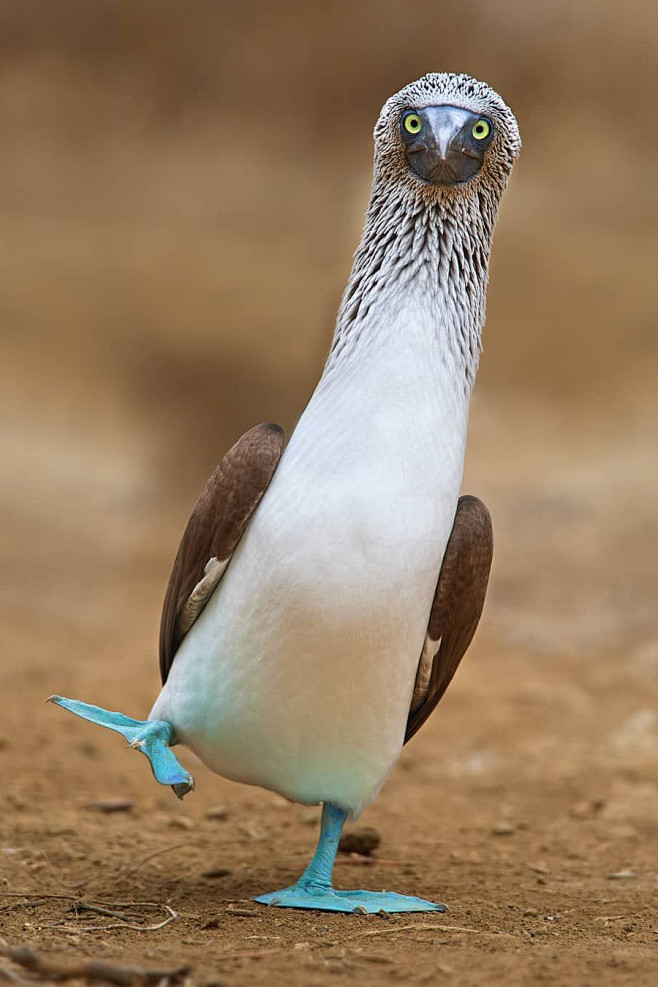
472, 119, 492, 140
402, 112, 422, 136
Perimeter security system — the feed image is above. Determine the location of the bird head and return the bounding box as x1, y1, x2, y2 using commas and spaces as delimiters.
373, 73, 520, 202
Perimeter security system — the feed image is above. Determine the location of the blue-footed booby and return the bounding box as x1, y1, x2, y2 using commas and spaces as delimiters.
50, 72, 520, 913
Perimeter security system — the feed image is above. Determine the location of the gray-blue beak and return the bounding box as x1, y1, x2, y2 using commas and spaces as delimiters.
401, 105, 494, 186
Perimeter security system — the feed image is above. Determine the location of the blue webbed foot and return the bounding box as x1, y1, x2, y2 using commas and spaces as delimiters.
253, 803, 447, 914
254, 883, 446, 914
47, 695, 194, 799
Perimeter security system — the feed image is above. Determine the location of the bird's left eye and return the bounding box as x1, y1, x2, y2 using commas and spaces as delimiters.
402, 112, 423, 136
472, 119, 492, 140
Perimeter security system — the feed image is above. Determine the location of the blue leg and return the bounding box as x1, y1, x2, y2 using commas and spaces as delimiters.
47, 695, 194, 799
254, 803, 446, 914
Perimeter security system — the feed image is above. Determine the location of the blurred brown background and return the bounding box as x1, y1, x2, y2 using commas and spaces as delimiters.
1, 3, 657, 983
3, 0, 656, 656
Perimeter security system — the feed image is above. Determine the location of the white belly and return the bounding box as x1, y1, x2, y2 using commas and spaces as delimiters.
151, 307, 471, 816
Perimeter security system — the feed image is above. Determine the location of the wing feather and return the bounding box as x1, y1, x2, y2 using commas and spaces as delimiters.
159, 423, 285, 683
405, 494, 493, 743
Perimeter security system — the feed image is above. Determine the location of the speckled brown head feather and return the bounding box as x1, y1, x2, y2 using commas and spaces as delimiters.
373, 73, 521, 202
159, 423, 285, 683
329, 74, 520, 385
405, 495, 493, 743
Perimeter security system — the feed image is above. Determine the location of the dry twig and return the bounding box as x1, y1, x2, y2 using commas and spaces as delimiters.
30, 842, 187, 893
216, 947, 283, 962
71, 902, 137, 923
112, 844, 186, 884
346, 922, 517, 941
0, 893, 81, 903
42, 904, 178, 934
0, 960, 31, 985
0, 901, 48, 916
0, 943, 189, 985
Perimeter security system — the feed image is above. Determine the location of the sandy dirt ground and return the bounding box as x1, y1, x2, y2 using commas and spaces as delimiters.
1, 3, 658, 984
2, 412, 657, 987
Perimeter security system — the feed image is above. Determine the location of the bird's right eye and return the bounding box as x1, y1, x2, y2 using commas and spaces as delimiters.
402, 112, 423, 136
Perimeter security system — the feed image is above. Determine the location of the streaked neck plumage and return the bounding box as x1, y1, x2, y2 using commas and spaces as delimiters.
325, 179, 500, 392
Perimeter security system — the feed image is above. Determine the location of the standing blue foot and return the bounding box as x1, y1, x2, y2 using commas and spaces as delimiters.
254, 803, 446, 914
47, 695, 194, 799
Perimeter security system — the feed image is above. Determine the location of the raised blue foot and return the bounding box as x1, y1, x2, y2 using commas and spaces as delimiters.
48, 695, 194, 799
254, 803, 446, 914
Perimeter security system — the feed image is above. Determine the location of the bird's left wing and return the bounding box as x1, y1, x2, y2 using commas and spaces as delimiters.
159, 423, 285, 684
405, 495, 493, 743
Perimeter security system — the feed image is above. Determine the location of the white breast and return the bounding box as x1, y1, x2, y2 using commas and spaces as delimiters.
151, 293, 471, 817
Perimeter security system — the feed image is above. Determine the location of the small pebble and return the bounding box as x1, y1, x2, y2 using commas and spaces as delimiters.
78, 741, 100, 759
606, 869, 635, 880
491, 822, 515, 836
202, 866, 232, 879
5, 794, 27, 810
570, 797, 606, 819
169, 815, 194, 830
86, 798, 134, 813
339, 827, 381, 856
238, 821, 264, 840
206, 806, 229, 821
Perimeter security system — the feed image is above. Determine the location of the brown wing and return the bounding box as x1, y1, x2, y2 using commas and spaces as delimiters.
159, 423, 285, 684
405, 495, 493, 743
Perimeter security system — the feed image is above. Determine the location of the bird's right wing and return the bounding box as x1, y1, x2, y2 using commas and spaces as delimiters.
405, 495, 493, 743
159, 423, 285, 685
